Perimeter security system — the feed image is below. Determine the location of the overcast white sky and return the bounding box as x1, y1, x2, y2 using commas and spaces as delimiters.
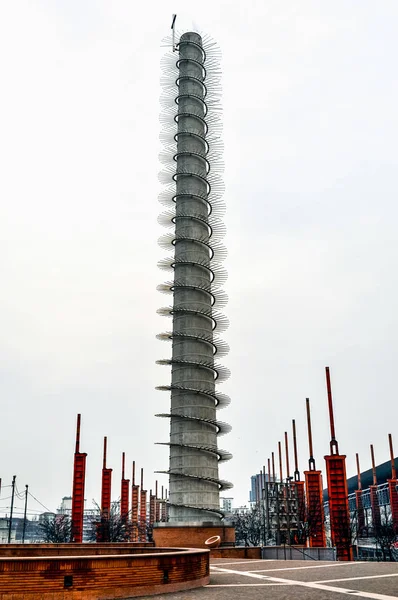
1, 1, 398, 518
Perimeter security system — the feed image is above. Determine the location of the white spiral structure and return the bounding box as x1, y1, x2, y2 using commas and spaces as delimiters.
156, 31, 232, 523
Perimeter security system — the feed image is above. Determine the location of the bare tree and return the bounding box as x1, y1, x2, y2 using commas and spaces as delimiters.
89, 501, 155, 543
233, 507, 262, 547
374, 518, 397, 562
39, 514, 72, 543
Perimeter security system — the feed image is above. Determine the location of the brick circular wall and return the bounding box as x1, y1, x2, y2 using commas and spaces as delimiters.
0, 545, 209, 599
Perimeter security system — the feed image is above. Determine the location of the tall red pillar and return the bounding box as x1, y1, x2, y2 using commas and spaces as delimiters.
149, 490, 156, 526
369, 444, 381, 533
120, 452, 130, 524
324, 367, 353, 561
155, 481, 160, 523
71, 414, 87, 543
131, 461, 140, 542
101, 437, 112, 519
355, 453, 365, 536
292, 419, 306, 542
387, 434, 398, 533
161, 486, 167, 522
139, 468, 147, 542
303, 398, 327, 548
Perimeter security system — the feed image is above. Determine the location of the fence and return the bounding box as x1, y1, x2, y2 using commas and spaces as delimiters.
262, 545, 336, 561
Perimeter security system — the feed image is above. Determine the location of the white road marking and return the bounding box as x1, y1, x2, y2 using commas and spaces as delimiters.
208, 583, 290, 587
251, 563, 359, 573
318, 574, 398, 584
211, 566, 398, 600
211, 559, 273, 566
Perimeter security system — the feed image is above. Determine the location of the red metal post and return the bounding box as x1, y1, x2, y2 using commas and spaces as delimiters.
292, 419, 305, 529
161, 485, 167, 522
101, 437, 112, 519
304, 399, 326, 548
355, 453, 365, 536
71, 414, 87, 543
139, 468, 147, 542
271, 452, 276, 483
292, 419, 300, 482
149, 490, 156, 526
387, 434, 398, 533
285, 432, 291, 481
120, 452, 130, 526
131, 461, 139, 542
324, 368, 353, 561
155, 480, 160, 522
370, 444, 381, 532
97, 436, 113, 542
278, 441, 283, 483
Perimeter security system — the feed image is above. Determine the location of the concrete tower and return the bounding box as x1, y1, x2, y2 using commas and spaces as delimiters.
157, 31, 232, 525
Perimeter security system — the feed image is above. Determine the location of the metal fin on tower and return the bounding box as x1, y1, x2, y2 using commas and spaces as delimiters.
156, 30, 232, 521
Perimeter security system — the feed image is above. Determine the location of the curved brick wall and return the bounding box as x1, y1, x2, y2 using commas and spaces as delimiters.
0, 546, 209, 599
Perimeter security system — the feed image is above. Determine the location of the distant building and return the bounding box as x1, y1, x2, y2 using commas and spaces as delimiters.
0, 516, 42, 543
231, 505, 250, 515
220, 497, 233, 513
57, 496, 97, 542
249, 473, 271, 503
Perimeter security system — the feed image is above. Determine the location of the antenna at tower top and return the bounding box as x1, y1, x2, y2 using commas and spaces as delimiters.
171, 14, 177, 51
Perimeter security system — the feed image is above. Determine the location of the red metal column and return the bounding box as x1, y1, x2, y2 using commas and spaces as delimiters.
71, 414, 87, 543
98, 436, 113, 542
303, 398, 327, 548
355, 453, 365, 536
370, 444, 381, 533
101, 437, 112, 518
292, 419, 306, 539
278, 441, 283, 483
131, 461, 139, 542
155, 481, 160, 523
165, 489, 169, 521
120, 452, 130, 523
149, 490, 155, 527
387, 434, 398, 533
139, 468, 147, 542
324, 367, 353, 561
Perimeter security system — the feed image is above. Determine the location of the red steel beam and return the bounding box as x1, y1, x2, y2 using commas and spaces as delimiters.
101, 437, 112, 520
278, 441, 283, 483
139, 468, 147, 542
71, 414, 87, 543
369, 444, 381, 532
304, 399, 326, 547
355, 453, 365, 536
161, 485, 167, 522
292, 419, 305, 527
324, 368, 353, 561
387, 434, 398, 533
285, 432, 291, 481
155, 480, 160, 522
149, 490, 156, 526
131, 461, 139, 541
271, 452, 276, 483
120, 452, 130, 524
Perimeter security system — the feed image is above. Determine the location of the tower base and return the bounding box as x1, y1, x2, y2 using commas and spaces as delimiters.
153, 523, 235, 549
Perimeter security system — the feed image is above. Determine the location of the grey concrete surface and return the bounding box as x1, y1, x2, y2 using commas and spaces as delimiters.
137, 558, 398, 599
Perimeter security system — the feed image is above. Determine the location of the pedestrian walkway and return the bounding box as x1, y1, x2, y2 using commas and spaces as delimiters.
147, 558, 398, 599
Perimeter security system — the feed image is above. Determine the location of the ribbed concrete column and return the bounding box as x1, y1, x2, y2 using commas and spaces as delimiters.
157, 32, 232, 524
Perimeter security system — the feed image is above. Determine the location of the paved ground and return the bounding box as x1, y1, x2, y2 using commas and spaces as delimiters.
148, 558, 398, 600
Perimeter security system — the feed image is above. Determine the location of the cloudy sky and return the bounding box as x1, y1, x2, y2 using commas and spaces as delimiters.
1, 0, 398, 517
